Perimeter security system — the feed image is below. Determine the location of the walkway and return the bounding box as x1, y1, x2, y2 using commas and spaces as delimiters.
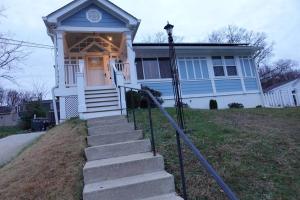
0, 131, 46, 166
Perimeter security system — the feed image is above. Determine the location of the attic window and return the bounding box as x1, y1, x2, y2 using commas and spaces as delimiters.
86, 9, 102, 23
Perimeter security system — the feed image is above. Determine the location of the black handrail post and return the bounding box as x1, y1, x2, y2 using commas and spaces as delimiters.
119, 86, 122, 115
125, 87, 129, 122
176, 132, 188, 199
147, 95, 156, 156
130, 89, 137, 130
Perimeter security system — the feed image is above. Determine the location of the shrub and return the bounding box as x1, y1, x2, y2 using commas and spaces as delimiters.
125, 90, 141, 109
19, 101, 47, 130
209, 99, 218, 109
140, 86, 164, 108
228, 102, 244, 109
256, 105, 262, 108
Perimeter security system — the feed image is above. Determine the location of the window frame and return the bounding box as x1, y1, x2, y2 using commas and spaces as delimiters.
239, 56, 256, 78
212, 56, 239, 78
136, 57, 172, 81
177, 57, 209, 80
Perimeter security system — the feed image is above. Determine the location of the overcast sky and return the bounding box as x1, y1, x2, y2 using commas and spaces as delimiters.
0, 0, 299, 98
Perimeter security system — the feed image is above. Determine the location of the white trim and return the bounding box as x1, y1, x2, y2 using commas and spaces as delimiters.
45, 0, 139, 25
161, 91, 261, 100
56, 26, 130, 33
86, 8, 102, 23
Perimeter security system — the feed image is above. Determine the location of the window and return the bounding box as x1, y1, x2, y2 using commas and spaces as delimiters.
178, 60, 188, 80
212, 56, 238, 77
239, 56, 256, 77
136, 57, 171, 80
225, 56, 238, 76
136, 58, 144, 80
178, 57, 209, 80
212, 56, 225, 76
143, 58, 160, 79
159, 58, 172, 78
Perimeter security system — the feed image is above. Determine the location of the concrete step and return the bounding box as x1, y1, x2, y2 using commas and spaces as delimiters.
142, 193, 183, 200
85, 93, 118, 99
87, 130, 143, 146
85, 96, 118, 103
84, 153, 164, 184
85, 139, 151, 161
81, 110, 122, 120
88, 123, 135, 136
87, 115, 127, 127
86, 105, 119, 113
85, 89, 117, 95
86, 101, 119, 108
83, 171, 175, 200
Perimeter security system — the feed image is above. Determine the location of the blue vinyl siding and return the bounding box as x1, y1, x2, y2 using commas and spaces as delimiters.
244, 78, 259, 91
181, 80, 213, 95
141, 82, 173, 96
215, 79, 243, 92
61, 4, 126, 27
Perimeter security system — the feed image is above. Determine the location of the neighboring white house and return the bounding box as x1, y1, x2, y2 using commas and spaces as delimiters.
264, 78, 300, 107
43, 0, 264, 123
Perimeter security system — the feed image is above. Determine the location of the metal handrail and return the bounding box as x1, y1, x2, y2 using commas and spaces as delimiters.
118, 85, 239, 200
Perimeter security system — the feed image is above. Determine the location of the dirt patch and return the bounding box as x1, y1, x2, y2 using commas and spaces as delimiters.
0, 119, 87, 200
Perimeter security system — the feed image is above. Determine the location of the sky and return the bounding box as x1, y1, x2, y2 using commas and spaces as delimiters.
0, 0, 299, 98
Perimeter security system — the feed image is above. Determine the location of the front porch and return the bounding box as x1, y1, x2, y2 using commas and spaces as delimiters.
55, 32, 138, 120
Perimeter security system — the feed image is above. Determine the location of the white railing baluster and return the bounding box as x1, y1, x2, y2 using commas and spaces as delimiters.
64, 64, 80, 86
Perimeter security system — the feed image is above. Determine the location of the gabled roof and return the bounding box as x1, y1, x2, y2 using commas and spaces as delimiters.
43, 0, 140, 35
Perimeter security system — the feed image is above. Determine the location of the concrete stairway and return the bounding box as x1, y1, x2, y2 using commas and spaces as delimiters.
83, 115, 183, 200
82, 87, 121, 119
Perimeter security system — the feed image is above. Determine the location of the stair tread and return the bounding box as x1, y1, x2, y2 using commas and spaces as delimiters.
84, 171, 172, 193
86, 139, 150, 150
84, 152, 160, 169
142, 193, 183, 200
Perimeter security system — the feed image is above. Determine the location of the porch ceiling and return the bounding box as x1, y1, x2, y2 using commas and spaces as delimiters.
65, 32, 123, 51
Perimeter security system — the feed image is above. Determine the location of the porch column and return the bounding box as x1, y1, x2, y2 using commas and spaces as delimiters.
56, 31, 65, 88
124, 32, 138, 86
77, 59, 87, 119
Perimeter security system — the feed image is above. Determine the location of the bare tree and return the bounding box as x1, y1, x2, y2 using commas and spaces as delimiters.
32, 81, 49, 100
208, 25, 273, 68
141, 31, 184, 43
0, 8, 27, 83
0, 86, 5, 106
259, 59, 300, 89
5, 89, 21, 107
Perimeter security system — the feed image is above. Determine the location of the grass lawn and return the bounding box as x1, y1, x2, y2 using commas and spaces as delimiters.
0, 126, 24, 139
130, 107, 300, 200
0, 119, 87, 200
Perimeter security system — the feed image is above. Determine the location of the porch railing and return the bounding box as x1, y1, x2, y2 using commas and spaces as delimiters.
65, 64, 80, 86
115, 62, 130, 82
118, 85, 239, 200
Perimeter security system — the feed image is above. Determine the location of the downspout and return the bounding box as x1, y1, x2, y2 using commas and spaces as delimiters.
49, 30, 59, 125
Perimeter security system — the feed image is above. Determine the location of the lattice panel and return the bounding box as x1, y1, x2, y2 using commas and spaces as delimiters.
65, 96, 79, 119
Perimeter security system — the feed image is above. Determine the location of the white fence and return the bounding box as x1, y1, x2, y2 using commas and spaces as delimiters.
264, 89, 300, 107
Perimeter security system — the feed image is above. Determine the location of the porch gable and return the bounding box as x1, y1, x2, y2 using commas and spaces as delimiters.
60, 3, 127, 28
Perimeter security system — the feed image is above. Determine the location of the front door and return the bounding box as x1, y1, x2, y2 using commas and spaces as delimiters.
86, 56, 105, 86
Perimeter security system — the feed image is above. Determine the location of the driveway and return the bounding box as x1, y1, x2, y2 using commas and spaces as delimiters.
0, 131, 46, 166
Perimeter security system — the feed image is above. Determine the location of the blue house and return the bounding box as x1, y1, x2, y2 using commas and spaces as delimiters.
43, 0, 264, 122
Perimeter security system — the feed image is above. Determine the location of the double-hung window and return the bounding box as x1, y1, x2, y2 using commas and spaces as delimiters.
178, 57, 209, 80
212, 56, 238, 77
136, 58, 172, 80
